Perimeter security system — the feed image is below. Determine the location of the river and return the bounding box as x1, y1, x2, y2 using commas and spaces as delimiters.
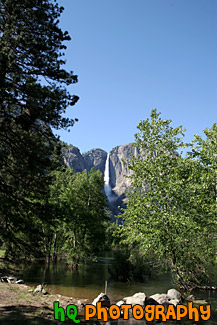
9, 253, 217, 324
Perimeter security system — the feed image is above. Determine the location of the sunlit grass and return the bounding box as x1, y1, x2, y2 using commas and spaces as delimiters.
0, 249, 5, 258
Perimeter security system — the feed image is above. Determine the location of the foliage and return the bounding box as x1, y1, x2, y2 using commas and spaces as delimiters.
103, 221, 121, 249
49, 168, 109, 268
108, 247, 159, 282
119, 109, 217, 289
0, 0, 78, 255
0, 249, 5, 258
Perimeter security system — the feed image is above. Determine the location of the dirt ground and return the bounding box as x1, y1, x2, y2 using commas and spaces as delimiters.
0, 282, 89, 324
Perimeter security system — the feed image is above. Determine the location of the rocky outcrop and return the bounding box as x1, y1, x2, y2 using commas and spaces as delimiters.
91, 288, 182, 308
62, 143, 143, 215
63, 145, 107, 174
83, 149, 107, 174
109, 143, 140, 197
106, 143, 145, 215
63, 145, 86, 172
92, 293, 110, 308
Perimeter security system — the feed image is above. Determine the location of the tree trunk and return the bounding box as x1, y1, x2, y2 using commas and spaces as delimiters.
52, 232, 57, 262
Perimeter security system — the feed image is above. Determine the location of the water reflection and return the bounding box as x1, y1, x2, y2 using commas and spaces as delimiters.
10, 254, 217, 324
20, 257, 174, 302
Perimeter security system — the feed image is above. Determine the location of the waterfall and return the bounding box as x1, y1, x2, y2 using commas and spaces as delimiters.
104, 153, 112, 200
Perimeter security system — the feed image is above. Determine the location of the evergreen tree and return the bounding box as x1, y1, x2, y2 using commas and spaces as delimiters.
0, 0, 78, 255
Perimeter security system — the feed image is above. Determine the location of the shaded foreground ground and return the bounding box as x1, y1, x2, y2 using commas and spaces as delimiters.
1, 282, 217, 325
0, 282, 88, 324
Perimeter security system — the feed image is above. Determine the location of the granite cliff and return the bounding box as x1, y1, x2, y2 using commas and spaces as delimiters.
109, 143, 140, 197
63, 145, 107, 174
63, 143, 139, 215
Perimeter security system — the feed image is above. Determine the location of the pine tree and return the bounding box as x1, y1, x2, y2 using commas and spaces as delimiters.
0, 0, 78, 256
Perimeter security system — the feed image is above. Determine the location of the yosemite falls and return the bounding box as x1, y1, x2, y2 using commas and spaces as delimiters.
63, 143, 139, 213
104, 153, 112, 201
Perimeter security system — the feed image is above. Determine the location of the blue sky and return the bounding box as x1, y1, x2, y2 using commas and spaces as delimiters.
55, 0, 217, 154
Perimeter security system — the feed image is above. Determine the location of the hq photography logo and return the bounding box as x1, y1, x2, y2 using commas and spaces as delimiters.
53, 301, 211, 322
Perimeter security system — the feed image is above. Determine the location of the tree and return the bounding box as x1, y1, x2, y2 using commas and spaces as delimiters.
119, 109, 217, 289
0, 0, 78, 255
190, 123, 217, 222
49, 168, 108, 269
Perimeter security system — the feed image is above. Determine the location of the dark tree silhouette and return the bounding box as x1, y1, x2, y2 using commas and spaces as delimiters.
0, 0, 78, 256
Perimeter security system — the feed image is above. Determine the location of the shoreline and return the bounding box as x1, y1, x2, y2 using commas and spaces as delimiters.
0, 281, 88, 324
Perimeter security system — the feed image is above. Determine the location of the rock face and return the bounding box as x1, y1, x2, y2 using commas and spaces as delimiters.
83, 149, 107, 175
63, 143, 141, 215
63, 145, 86, 172
63, 145, 107, 174
109, 143, 140, 197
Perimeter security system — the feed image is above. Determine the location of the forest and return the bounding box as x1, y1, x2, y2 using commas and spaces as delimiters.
1, 0, 217, 293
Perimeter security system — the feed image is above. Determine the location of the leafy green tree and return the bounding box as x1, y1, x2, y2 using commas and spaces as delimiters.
119, 109, 217, 289
190, 124, 217, 223
49, 168, 108, 269
0, 0, 78, 255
